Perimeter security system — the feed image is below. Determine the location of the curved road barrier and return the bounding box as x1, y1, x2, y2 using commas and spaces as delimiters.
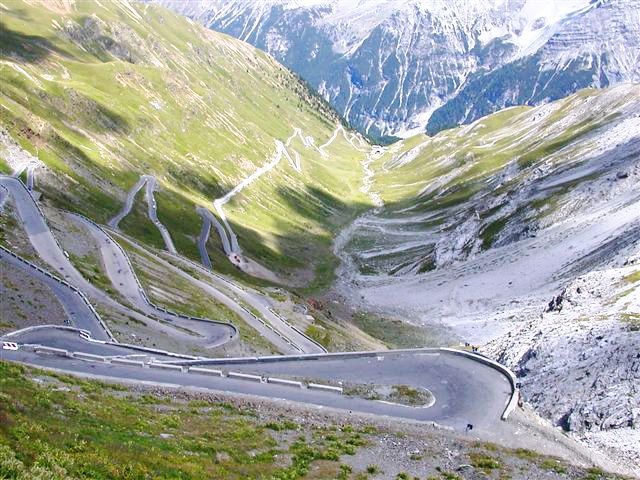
308, 383, 343, 394
3, 346, 512, 431
0, 176, 193, 343
188, 366, 223, 376
111, 358, 146, 367
228, 371, 263, 382
107, 228, 322, 354
148, 363, 183, 372
35, 346, 70, 357
0, 244, 114, 341
72, 352, 109, 362
440, 348, 519, 420
267, 377, 303, 388
70, 212, 238, 348
3, 325, 200, 362
167, 346, 518, 419
1, 172, 518, 430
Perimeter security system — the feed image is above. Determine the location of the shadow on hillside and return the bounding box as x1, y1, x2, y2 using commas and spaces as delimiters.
3, 73, 131, 136
201, 184, 371, 289
71, 15, 140, 64
0, 20, 72, 62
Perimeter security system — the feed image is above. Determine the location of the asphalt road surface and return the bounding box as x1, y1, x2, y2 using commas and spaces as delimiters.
110, 230, 322, 354
1, 347, 511, 431
196, 206, 233, 261
0, 174, 514, 433
0, 248, 110, 341
0, 175, 235, 348
107, 175, 176, 253
72, 213, 236, 348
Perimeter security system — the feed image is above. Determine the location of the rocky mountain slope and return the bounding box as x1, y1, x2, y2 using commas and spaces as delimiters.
334, 84, 640, 473
485, 258, 640, 476
338, 84, 640, 338
152, 0, 640, 139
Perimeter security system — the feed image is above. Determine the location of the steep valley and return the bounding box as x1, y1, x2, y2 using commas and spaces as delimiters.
0, 0, 638, 478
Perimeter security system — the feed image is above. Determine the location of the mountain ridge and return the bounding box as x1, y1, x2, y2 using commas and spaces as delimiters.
152, 0, 640, 140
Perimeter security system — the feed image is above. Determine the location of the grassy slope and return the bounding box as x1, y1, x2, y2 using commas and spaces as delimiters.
0, 361, 621, 480
0, 361, 370, 480
0, 0, 368, 289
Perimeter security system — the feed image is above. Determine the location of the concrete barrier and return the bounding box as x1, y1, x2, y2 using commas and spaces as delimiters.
148, 363, 183, 372
72, 351, 108, 362
267, 377, 303, 388
228, 371, 263, 382
187, 366, 223, 376
307, 383, 343, 394
111, 357, 146, 367
268, 308, 328, 353
35, 346, 70, 357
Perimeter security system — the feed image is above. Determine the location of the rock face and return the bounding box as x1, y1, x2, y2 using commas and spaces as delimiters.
334, 86, 640, 344
151, 0, 640, 139
485, 264, 640, 475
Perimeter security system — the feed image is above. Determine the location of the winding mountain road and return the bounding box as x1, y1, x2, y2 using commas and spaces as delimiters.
197, 205, 233, 261
0, 174, 517, 433
0, 246, 111, 341
105, 228, 324, 354
0, 346, 513, 432
108, 175, 176, 253
159, 249, 328, 354
0, 175, 235, 349
209, 127, 316, 264
72, 213, 236, 348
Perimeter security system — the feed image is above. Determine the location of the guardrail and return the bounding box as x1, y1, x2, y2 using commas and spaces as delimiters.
111, 357, 146, 367
308, 383, 343, 394
110, 226, 313, 354
35, 346, 70, 357
238, 304, 303, 352
268, 308, 328, 353
0, 245, 115, 342
3, 325, 200, 361
159, 229, 325, 354
72, 351, 108, 362
266, 377, 302, 388
68, 212, 239, 339
29, 347, 341, 393
104, 222, 323, 355
165, 347, 517, 418
227, 371, 263, 382
188, 366, 223, 377
3, 324, 93, 339
7, 175, 65, 254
